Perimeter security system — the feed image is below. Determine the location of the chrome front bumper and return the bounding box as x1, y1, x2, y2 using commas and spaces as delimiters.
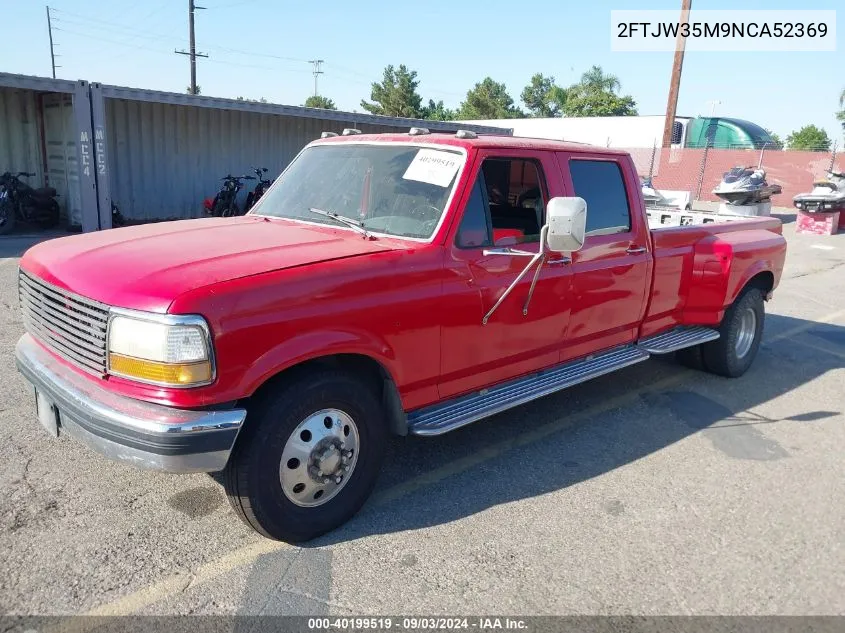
15, 333, 246, 473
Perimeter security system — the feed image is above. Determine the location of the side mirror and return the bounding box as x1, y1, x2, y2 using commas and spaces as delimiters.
546, 196, 587, 253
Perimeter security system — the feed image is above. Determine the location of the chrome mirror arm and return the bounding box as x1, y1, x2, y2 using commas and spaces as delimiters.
482, 226, 549, 325
482, 247, 536, 257
523, 252, 547, 316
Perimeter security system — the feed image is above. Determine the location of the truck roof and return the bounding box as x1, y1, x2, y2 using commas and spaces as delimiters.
311, 131, 629, 157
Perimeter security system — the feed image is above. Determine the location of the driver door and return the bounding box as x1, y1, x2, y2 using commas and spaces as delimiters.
438, 150, 574, 399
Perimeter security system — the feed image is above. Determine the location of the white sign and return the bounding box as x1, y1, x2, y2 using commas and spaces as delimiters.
402, 149, 462, 187
611, 10, 836, 52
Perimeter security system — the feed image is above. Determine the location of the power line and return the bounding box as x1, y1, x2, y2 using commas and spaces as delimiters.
52, 26, 313, 77
52, 27, 175, 55
203, 0, 261, 8
52, 16, 182, 44
51, 7, 171, 33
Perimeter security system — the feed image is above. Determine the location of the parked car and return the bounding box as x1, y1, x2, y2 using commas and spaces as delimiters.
15, 129, 786, 543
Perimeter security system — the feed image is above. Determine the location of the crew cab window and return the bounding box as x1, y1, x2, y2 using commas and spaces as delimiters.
569, 159, 631, 236
456, 158, 547, 247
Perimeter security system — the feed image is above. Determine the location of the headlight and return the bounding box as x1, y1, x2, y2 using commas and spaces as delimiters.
107, 311, 214, 387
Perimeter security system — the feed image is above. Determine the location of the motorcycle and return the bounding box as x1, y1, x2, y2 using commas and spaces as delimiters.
244, 167, 272, 212
0, 171, 60, 235
203, 173, 256, 218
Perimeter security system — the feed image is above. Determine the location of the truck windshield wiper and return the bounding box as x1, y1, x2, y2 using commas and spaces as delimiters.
309, 207, 371, 238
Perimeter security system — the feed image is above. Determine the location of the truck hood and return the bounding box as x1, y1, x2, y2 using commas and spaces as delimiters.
20, 216, 400, 312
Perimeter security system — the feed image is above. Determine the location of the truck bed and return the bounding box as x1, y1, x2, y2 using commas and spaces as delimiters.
647, 207, 767, 228
641, 212, 785, 338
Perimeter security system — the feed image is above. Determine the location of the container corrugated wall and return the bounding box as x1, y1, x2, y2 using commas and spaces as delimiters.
0, 87, 42, 182
105, 98, 430, 221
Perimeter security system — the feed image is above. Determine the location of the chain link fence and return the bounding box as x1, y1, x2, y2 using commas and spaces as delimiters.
627, 142, 841, 209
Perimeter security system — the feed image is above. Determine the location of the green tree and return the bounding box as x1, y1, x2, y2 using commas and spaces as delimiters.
579, 65, 621, 92
520, 73, 567, 118
456, 77, 524, 120
786, 124, 832, 151
360, 64, 424, 118
304, 95, 337, 110
562, 84, 638, 117
837, 88, 845, 133
764, 129, 784, 149
187, 85, 201, 95
560, 66, 638, 117
422, 99, 456, 121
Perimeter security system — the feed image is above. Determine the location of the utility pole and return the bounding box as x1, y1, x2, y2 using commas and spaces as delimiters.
46, 6, 59, 79
309, 59, 324, 97
175, 0, 207, 95
661, 0, 691, 148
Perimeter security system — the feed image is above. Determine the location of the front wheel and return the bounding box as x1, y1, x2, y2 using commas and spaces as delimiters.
223, 370, 387, 542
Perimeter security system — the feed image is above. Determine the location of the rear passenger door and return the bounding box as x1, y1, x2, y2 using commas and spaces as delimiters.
555, 152, 652, 361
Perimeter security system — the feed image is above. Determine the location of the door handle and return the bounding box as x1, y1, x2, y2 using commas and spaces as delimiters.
547, 257, 572, 265
626, 245, 647, 255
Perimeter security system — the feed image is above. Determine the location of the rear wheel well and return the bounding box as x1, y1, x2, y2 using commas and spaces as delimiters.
743, 271, 775, 299
248, 354, 407, 436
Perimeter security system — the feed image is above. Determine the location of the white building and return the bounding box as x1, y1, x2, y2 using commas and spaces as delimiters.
458, 115, 692, 148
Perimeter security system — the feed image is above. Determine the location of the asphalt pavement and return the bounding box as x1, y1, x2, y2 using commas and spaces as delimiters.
1, 217, 843, 617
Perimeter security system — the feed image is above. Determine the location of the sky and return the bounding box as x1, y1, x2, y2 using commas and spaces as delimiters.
0, 0, 842, 143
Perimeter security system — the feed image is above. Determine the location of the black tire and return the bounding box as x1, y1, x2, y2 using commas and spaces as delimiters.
700, 286, 765, 378
212, 198, 228, 217
675, 344, 706, 371
223, 369, 387, 543
0, 200, 16, 235
35, 199, 60, 229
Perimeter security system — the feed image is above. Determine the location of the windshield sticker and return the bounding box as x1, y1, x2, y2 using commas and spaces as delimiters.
402, 149, 462, 187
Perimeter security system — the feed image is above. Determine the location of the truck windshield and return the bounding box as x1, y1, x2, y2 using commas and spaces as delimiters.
250, 143, 465, 240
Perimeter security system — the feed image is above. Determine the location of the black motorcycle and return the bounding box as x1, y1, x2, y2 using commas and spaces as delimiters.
203, 174, 256, 218
244, 167, 272, 212
0, 171, 60, 235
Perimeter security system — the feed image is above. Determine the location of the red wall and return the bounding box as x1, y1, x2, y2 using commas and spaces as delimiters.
624, 147, 842, 207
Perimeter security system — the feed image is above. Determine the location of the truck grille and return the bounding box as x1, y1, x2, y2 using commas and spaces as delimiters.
18, 269, 110, 376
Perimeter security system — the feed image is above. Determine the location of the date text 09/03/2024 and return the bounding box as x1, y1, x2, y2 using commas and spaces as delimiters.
307, 617, 528, 630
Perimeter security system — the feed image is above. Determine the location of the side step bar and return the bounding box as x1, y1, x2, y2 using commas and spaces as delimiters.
636, 326, 720, 354
407, 326, 720, 437
408, 346, 649, 436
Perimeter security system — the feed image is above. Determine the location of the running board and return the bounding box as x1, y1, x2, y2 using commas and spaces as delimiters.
636, 326, 720, 354
408, 346, 649, 436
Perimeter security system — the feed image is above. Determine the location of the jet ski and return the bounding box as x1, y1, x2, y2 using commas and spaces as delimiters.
793, 171, 845, 212
641, 176, 664, 205
712, 166, 782, 205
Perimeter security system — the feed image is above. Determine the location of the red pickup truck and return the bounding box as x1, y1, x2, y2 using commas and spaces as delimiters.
15, 130, 786, 542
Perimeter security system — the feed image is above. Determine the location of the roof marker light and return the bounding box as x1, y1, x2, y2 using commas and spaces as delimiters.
320, 131, 338, 138
456, 130, 477, 139
409, 127, 431, 136
341, 128, 362, 136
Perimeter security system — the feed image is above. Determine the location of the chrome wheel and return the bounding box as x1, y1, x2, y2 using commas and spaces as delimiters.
734, 307, 757, 359
279, 408, 360, 508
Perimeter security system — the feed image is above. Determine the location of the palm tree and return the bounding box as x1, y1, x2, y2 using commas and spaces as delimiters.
580, 65, 621, 94
838, 88, 845, 128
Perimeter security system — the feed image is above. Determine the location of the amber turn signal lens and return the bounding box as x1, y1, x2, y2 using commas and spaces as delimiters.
109, 353, 212, 386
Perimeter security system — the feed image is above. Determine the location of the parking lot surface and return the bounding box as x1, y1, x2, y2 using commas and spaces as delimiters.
1, 218, 844, 616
